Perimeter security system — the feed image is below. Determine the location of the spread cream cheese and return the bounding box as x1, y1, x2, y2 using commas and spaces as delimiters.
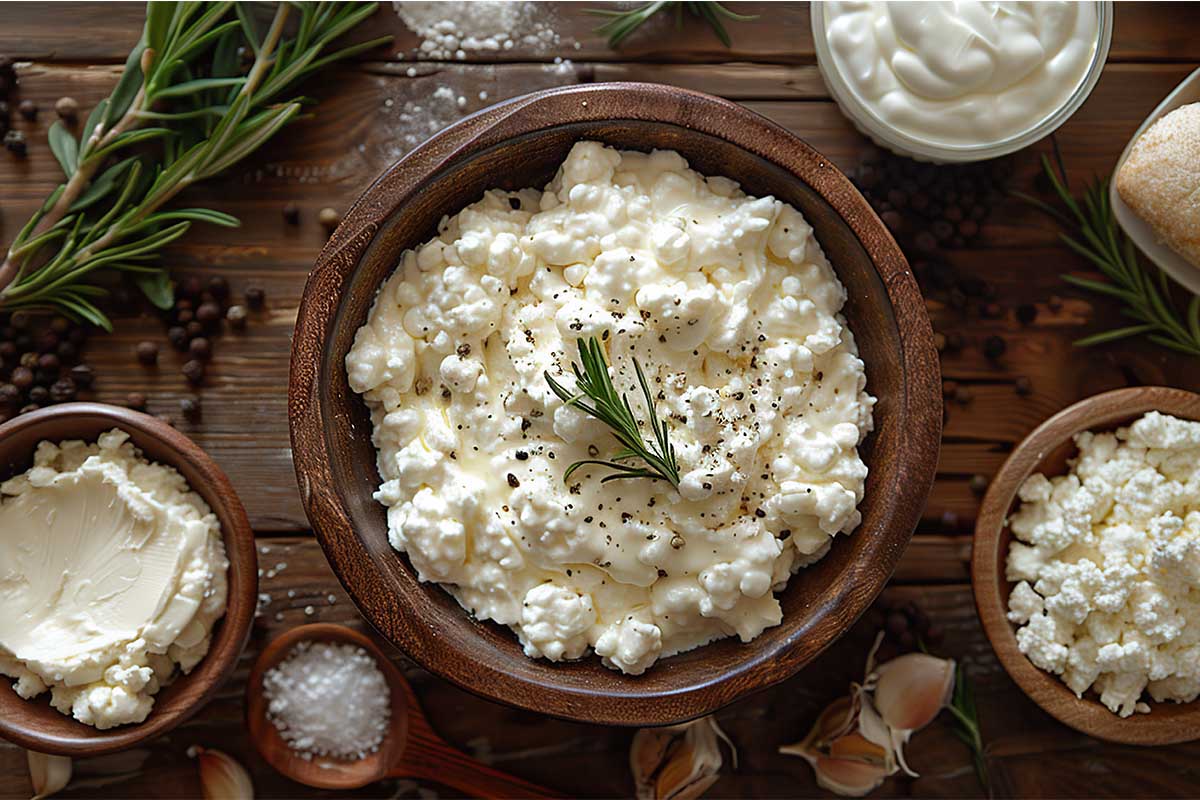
347, 141, 874, 675
822, 1, 1100, 147
1006, 412, 1200, 716
0, 429, 228, 729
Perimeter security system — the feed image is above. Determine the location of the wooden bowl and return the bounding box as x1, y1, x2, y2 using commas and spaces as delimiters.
0, 403, 257, 756
973, 386, 1200, 745
289, 82, 941, 726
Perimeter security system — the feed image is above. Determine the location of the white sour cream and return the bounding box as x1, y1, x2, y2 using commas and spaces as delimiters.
347, 142, 874, 675
0, 430, 228, 729
822, 1, 1101, 147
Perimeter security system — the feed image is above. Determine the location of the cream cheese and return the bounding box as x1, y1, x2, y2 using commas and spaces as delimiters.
0, 429, 228, 729
822, 1, 1100, 147
347, 141, 874, 675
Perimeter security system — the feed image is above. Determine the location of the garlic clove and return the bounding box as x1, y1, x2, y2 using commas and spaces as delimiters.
871, 653, 956, 733
780, 693, 860, 759
192, 746, 254, 800
812, 754, 890, 797
827, 732, 888, 763
27, 750, 71, 799
631, 717, 734, 800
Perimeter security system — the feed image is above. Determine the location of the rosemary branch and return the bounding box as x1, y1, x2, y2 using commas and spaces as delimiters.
587, 1, 757, 48
947, 663, 989, 792
0, 1, 389, 329
1014, 154, 1200, 357
544, 336, 681, 488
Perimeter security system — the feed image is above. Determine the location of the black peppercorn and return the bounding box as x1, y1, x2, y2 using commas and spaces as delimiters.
180, 275, 204, 300
1015, 375, 1033, 397
69, 363, 93, 388
0, 383, 18, 405
983, 334, 1007, 361
196, 301, 221, 326
282, 203, 300, 225
167, 326, 188, 351
34, 368, 57, 387
954, 384, 973, 405
37, 352, 59, 371
186, 320, 204, 339
969, 474, 989, 494
244, 286, 265, 309
56, 341, 76, 362
176, 309, 194, 326
4, 129, 27, 156
189, 337, 211, 361
49, 316, 70, 335
1016, 304, 1037, 325
942, 380, 958, 398
180, 395, 201, 420
126, 392, 147, 410
49, 377, 75, 403
17, 99, 36, 120
28, 385, 48, 405
207, 276, 230, 300
182, 359, 205, 385
225, 304, 248, 330
136, 340, 158, 366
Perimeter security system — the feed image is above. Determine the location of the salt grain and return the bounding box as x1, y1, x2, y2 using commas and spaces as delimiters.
393, 1, 567, 60
263, 641, 391, 761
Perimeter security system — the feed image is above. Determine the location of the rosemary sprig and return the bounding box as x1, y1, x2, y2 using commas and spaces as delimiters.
587, 1, 757, 49
1014, 154, 1200, 357
946, 663, 989, 792
544, 336, 681, 488
0, 2, 390, 329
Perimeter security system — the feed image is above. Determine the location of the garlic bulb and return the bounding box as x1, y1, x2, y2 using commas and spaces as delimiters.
27, 750, 71, 799
192, 746, 254, 800
631, 717, 736, 800
781, 640, 956, 796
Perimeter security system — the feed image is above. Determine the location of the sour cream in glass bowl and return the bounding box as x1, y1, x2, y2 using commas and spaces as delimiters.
813, 1, 1113, 163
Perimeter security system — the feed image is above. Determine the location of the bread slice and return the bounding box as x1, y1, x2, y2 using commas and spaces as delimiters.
1116, 102, 1200, 268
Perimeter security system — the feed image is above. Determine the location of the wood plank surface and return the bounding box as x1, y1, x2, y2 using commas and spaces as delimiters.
1, 3, 1199, 799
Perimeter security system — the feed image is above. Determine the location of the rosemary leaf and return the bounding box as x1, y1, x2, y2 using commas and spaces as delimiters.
587, 1, 755, 49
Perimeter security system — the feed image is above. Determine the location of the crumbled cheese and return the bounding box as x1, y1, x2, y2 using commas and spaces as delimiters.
347, 141, 875, 675
263, 641, 391, 760
1006, 411, 1200, 716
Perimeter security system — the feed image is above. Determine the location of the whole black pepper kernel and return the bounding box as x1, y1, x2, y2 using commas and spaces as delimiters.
135, 340, 158, 366
176, 309, 195, 325
886, 188, 908, 209
196, 301, 221, 326
26, 385, 46, 405
49, 377, 75, 403
981, 302, 1003, 319
1015, 375, 1034, 396
189, 337, 212, 360
184, 320, 204, 340
54, 96, 78, 121
983, 334, 1007, 361
506, 473, 520, 488
940, 509, 960, 532
34, 368, 57, 387
969, 474, 990, 495
10, 311, 32, 330
174, 297, 194, 313
282, 203, 300, 225
50, 316, 71, 335
180, 275, 204, 300
36, 332, 58, 353
55, 341, 76, 362
180, 395, 201, 420
69, 364, 93, 388
0, 342, 14, 362
0, 383, 18, 405
948, 288, 967, 309
36, 352, 59, 372
126, 392, 147, 410
167, 326, 188, 351
944, 205, 964, 223
207, 276, 230, 300
245, 287, 265, 310
1016, 304, 1037, 325
226, 304, 248, 330
508, 196, 522, 210
954, 384, 973, 405
17, 99, 37, 120
182, 359, 205, 385
942, 379, 958, 398
19, 352, 37, 369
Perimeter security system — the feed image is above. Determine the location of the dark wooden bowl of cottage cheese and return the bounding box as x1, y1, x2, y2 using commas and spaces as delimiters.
289, 83, 941, 726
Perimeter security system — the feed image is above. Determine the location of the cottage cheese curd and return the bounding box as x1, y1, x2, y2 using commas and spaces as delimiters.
0, 430, 228, 729
1006, 412, 1200, 716
347, 141, 874, 674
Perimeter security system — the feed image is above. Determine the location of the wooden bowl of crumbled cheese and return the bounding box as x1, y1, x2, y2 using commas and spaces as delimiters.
974, 386, 1200, 745
289, 82, 942, 726
0, 403, 256, 756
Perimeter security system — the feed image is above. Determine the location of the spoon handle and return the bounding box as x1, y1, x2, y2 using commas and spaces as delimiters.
394, 726, 562, 799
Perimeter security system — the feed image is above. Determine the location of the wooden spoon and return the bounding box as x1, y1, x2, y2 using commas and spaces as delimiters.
246, 623, 561, 796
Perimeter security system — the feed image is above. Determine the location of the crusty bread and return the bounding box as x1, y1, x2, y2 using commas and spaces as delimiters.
1116, 102, 1200, 268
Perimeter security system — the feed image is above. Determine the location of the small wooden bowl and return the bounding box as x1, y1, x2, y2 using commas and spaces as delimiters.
973, 386, 1200, 745
0, 403, 257, 756
289, 83, 942, 726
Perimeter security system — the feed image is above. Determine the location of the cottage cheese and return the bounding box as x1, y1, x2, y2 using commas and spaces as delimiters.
347, 141, 874, 674
1006, 412, 1200, 716
0, 430, 228, 729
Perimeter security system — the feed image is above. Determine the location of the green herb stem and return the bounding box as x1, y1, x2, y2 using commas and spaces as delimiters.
587, 1, 756, 49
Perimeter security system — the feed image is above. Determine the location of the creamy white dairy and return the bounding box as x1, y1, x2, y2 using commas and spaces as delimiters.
0, 429, 228, 729
347, 141, 874, 675
1006, 412, 1200, 717
822, 1, 1100, 147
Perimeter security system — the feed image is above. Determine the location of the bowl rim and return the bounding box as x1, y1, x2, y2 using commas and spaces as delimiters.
289, 82, 941, 725
971, 386, 1200, 745
0, 402, 257, 756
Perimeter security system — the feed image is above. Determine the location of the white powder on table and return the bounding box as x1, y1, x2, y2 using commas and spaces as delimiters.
393, 1, 566, 60
262, 641, 391, 760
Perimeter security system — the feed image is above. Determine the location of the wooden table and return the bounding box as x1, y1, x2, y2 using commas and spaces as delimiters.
2, 3, 1199, 797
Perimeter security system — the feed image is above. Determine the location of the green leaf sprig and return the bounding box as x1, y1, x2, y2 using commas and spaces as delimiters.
946, 663, 989, 791
587, 1, 757, 49
1014, 154, 1200, 357
544, 336, 681, 488
0, 1, 390, 329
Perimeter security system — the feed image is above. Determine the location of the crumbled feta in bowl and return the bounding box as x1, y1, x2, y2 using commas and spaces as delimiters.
346, 141, 876, 675
1005, 410, 1200, 717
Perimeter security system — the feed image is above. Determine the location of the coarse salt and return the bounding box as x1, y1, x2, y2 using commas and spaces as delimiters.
262, 641, 391, 761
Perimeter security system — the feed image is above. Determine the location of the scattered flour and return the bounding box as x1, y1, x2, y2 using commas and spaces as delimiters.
393, 1, 569, 60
